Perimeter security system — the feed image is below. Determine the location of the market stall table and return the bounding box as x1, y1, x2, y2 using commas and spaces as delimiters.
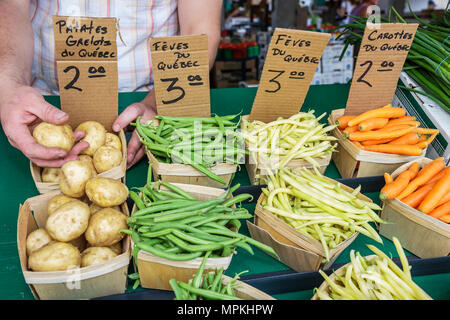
1, 84, 449, 300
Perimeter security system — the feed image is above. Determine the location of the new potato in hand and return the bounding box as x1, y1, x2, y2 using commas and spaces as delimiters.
33, 122, 75, 152
76, 121, 107, 156
93, 146, 122, 173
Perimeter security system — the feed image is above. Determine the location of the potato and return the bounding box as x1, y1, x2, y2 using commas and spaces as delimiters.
68, 235, 87, 252
105, 132, 122, 151
76, 121, 106, 156
26, 229, 53, 256
45, 200, 90, 242
93, 146, 122, 173
108, 242, 122, 255
28, 242, 81, 272
89, 203, 120, 216
47, 194, 76, 216
60, 160, 96, 198
85, 177, 129, 207
79, 155, 97, 174
85, 208, 127, 246
80, 247, 118, 267
41, 167, 61, 183
33, 122, 75, 152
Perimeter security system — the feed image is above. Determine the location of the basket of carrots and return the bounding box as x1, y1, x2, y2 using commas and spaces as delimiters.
328, 105, 440, 178
378, 157, 450, 258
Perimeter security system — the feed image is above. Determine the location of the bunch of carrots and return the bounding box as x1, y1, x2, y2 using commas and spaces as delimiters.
380, 157, 450, 224
336, 105, 440, 156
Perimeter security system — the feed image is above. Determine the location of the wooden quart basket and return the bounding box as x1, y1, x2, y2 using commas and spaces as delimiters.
379, 157, 450, 258
311, 255, 432, 300
241, 115, 332, 185
216, 275, 275, 300
143, 118, 237, 188
17, 190, 131, 300
132, 183, 237, 290
247, 175, 374, 272
30, 130, 127, 194
328, 109, 426, 178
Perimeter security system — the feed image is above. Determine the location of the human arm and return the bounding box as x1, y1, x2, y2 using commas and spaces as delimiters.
0, 1, 87, 167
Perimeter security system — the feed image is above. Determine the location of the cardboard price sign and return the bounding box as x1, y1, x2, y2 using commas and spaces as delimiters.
250, 28, 330, 122
345, 23, 418, 115
150, 34, 210, 117
52, 16, 119, 130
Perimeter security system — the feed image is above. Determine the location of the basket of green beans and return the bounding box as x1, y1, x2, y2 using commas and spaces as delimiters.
169, 252, 275, 300
133, 113, 245, 188
122, 167, 278, 290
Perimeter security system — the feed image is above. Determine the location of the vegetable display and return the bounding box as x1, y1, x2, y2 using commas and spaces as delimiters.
337, 3, 450, 113
242, 110, 337, 170
380, 158, 450, 223
314, 237, 431, 300
123, 165, 278, 262
134, 114, 244, 185
260, 167, 385, 261
336, 105, 439, 155
169, 252, 246, 300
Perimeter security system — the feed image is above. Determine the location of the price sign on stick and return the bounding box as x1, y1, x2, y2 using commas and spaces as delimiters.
345, 23, 418, 115
249, 28, 330, 122
52, 16, 119, 130
150, 35, 210, 117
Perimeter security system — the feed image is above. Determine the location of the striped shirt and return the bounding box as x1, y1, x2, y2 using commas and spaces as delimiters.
30, 0, 179, 95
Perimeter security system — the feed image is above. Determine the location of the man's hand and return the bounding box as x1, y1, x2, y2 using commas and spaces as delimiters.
112, 89, 157, 169
0, 82, 89, 167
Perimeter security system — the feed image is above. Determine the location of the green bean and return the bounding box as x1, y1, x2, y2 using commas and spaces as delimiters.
165, 234, 241, 252
159, 181, 196, 200
169, 279, 185, 300
131, 200, 200, 217
129, 190, 146, 210
177, 282, 241, 300
220, 193, 253, 207
135, 239, 203, 261
193, 252, 210, 289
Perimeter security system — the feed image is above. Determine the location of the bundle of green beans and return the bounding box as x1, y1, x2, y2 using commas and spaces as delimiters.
242, 110, 337, 171
122, 166, 278, 261
169, 252, 247, 300
314, 237, 431, 300
336, 2, 450, 113
133, 113, 245, 185
261, 167, 386, 261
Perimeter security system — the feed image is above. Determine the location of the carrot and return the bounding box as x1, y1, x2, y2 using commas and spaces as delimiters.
439, 214, 450, 223
358, 118, 389, 131
414, 128, 440, 135
380, 170, 414, 200
352, 140, 363, 149
414, 132, 438, 149
388, 132, 421, 145
347, 127, 415, 141
343, 125, 359, 134
396, 158, 446, 200
385, 116, 416, 125
417, 135, 427, 143
336, 115, 357, 129
347, 106, 406, 127
384, 120, 420, 128
361, 138, 395, 146
401, 183, 435, 208
384, 173, 393, 185
418, 168, 450, 214
436, 191, 450, 207
408, 161, 420, 179
362, 144, 423, 156
379, 124, 416, 132
428, 200, 450, 219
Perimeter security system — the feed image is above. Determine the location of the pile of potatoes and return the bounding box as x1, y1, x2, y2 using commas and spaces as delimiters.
26, 160, 129, 271
34, 120, 123, 183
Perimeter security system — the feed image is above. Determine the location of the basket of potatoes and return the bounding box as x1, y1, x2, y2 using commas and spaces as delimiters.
17, 169, 131, 300
30, 120, 127, 194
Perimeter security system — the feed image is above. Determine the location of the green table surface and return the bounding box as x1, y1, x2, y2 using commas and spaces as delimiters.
1, 84, 449, 300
